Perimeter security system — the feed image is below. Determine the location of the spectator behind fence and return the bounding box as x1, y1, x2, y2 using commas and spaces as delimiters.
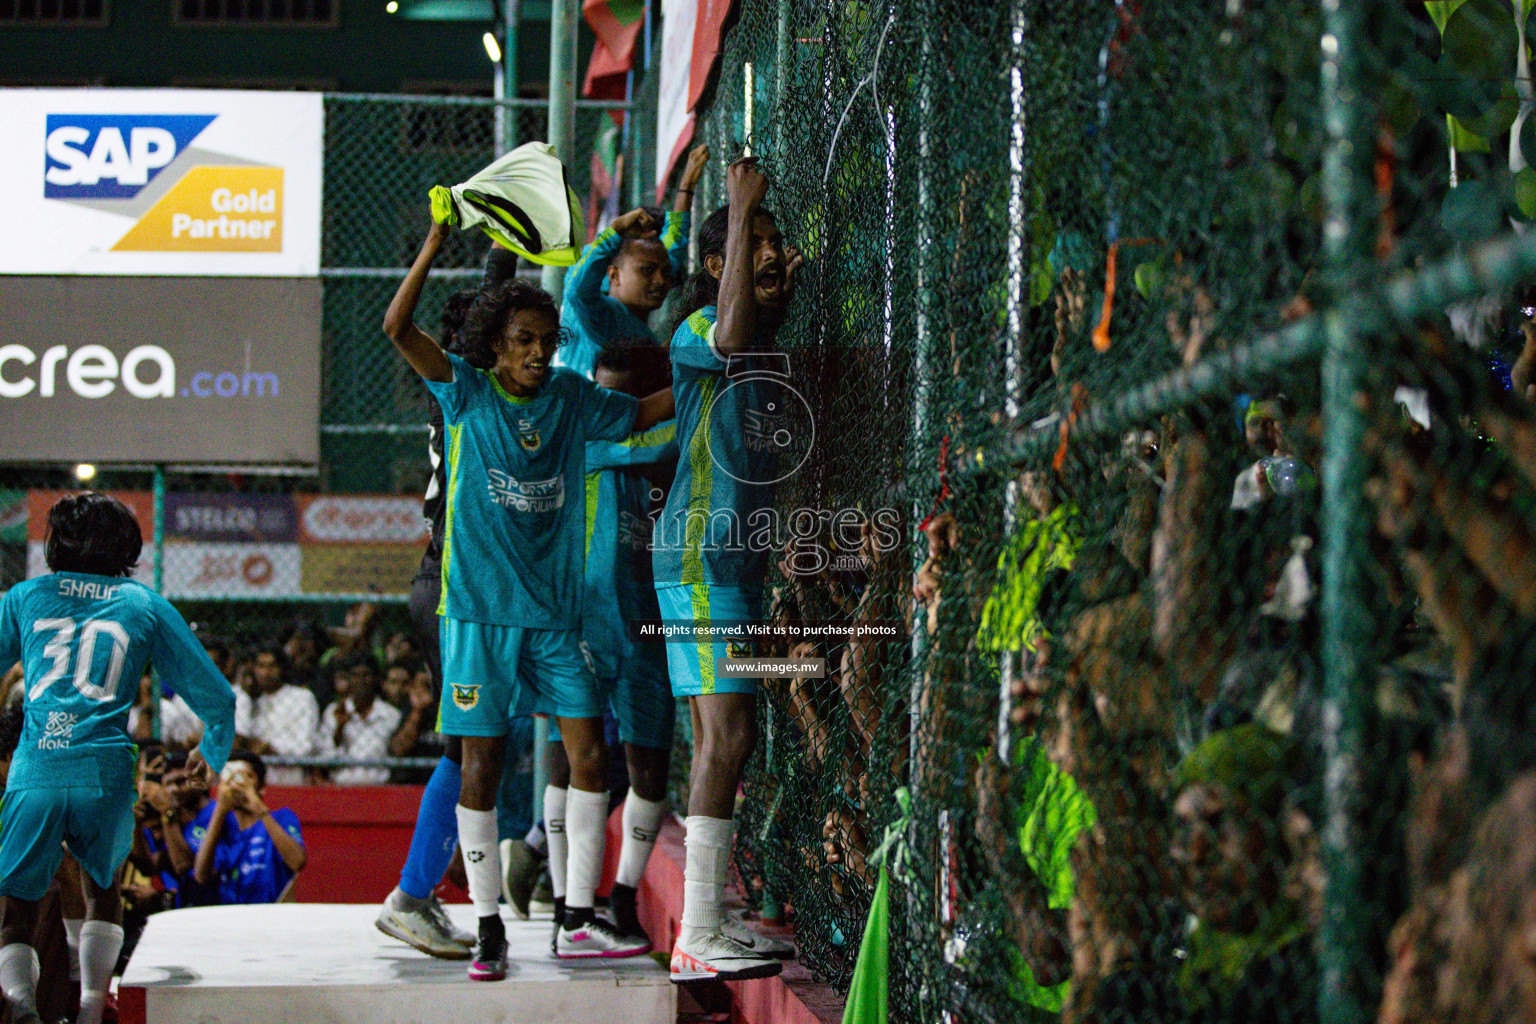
192, 752, 306, 904
128, 668, 204, 751
282, 618, 331, 708
314, 651, 402, 785
145, 752, 217, 909
383, 657, 438, 784
236, 643, 318, 786
383, 630, 420, 668
1092, 725, 1321, 1024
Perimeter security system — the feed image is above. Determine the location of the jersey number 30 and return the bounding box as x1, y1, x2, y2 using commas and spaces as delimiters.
30, 618, 131, 703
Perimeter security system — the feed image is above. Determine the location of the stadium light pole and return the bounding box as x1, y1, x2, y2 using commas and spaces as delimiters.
542, 0, 578, 304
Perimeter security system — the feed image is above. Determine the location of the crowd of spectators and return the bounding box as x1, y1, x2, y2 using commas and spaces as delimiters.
749, 250, 1536, 1024
119, 744, 308, 966
121, 602, 443, 786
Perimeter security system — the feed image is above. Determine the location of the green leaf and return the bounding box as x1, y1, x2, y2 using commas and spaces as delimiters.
1441, 178, 1508, 242
1450, 114, 1492, 152
1515, 166, 1536, 217
1460, 79, 1522, 137
1519, 107, 1536, 166
1134, 260, 1166, 301
1441, 0, 1518, 77
1426, 0, 1472, 34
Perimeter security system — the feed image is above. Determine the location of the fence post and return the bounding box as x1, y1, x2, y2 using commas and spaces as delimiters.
1318, 1, 1375, 1022
151, 463, 166, 741
543, 0, 579, 305
495, 0, 522, 155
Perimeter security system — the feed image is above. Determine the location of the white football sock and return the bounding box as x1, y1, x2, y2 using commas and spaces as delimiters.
454, 804, 502, 919
680, 815, 734, 945
63, 916, 82, 982
76, 921, 123, 1024
563, 787, 609, 913
616, 791, 666, 889
0, 943, 39, 1020
544, 785, 568, 900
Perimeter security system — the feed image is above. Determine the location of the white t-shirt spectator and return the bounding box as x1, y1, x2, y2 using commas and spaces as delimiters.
238, 685, 320, 786
313, 697, 402, 785
127, 694, 203, 748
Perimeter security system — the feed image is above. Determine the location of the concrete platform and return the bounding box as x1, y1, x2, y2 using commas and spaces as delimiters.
118, 903, 676, 1024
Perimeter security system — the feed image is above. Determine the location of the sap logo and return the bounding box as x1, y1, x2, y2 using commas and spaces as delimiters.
44, 114, 217, 200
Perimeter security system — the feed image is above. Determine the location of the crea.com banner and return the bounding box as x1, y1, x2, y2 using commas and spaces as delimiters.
0, 276, 321, 464
24, 491, 428, 600
0, 89, 322, 276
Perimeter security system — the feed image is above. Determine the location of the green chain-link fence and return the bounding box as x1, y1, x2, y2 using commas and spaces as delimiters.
669, 0, 1536, 1021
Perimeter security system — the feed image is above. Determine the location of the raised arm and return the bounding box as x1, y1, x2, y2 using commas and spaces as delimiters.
248, 793, 307, 874
565, 224, 627, 320
161, 811, 196, 876
714, 159, 769, 358
383, 222, 453, 383
673, 144, 709, 213
193, 793, 232, 885
634, 387, 675, 432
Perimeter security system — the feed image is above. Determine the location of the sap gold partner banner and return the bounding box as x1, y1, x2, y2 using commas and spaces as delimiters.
0, 277, 320, 464
0, 89, 322, 276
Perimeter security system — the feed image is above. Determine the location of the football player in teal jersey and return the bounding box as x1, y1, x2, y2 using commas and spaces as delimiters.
0, 493, 236, 1024
653, 158, 804, 983
541, 344, 678, 949
557, 143, 709, 379
384, 220, 673, 979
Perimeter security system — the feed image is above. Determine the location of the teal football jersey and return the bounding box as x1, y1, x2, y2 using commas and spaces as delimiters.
651, 306, 781, 586
427, 352, 639, 628
0, 573, 236, 790
556, 210, 690, 379
582, 420, 677, 674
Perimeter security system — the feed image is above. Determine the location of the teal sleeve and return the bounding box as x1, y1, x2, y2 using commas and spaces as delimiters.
669, 308, 726, 371
423, 352, 474, 423
563, 229, 625, 327
152, 595, 235, 773
579, 377, 642, 443
585, 420, 679, 470
0, 590, 18, 668
662, 210, 690, 278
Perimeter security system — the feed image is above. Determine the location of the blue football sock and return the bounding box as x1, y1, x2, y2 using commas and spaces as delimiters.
399, 756, 462, 900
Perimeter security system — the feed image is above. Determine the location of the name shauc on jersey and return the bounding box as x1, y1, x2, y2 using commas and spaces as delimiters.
56, 578, 125, 601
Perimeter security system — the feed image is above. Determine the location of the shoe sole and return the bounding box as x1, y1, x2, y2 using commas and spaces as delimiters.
375, 917, 473, 960
670, 960, 783, 984
555, 943, 653, 959
468, 964, 507, 981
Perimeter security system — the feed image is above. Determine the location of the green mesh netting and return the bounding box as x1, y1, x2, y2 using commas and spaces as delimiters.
670, 1, 1536, 1021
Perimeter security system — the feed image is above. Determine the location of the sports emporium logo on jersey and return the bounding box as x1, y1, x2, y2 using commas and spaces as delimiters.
42, 112, 285, 254
487, 470, 564, 512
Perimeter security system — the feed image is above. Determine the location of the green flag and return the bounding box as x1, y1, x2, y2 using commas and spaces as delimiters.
841, 866, 890, 1024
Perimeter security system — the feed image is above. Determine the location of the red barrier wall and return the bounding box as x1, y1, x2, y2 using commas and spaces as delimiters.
262, 785, 422, 903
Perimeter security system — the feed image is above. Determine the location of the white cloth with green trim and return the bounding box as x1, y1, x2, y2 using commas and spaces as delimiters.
429, 142, 586, 266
